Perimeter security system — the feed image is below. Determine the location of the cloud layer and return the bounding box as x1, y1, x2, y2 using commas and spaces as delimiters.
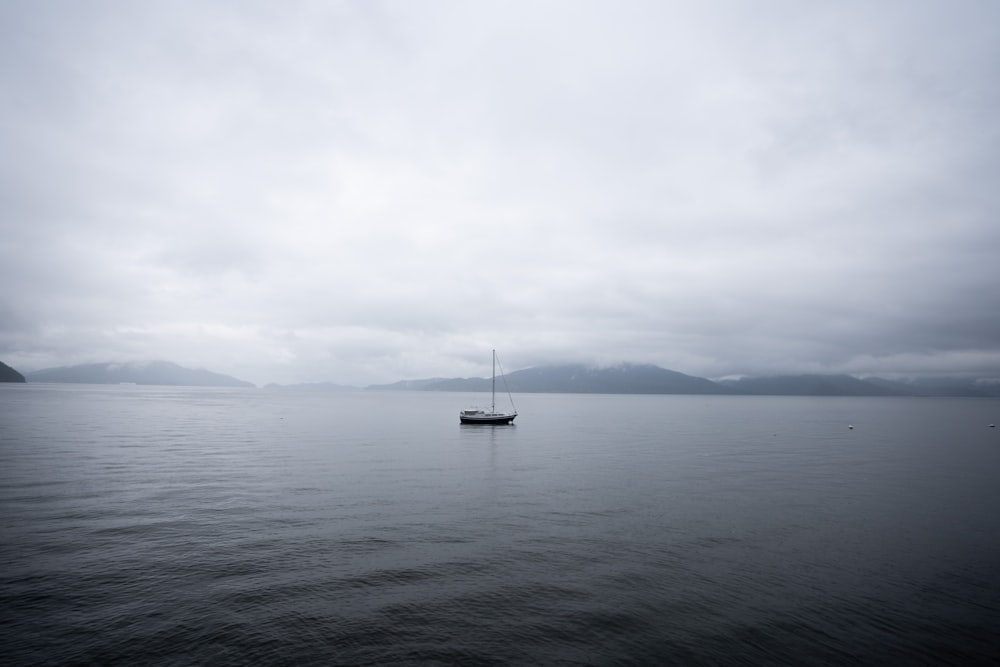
3, 1, 999, 385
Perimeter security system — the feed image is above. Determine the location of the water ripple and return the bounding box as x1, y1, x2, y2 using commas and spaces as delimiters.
2, 386, 999, 664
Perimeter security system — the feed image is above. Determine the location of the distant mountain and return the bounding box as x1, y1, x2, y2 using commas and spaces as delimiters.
264, 381, 359, 391
718, 374, 902, 396
367, 378, 451, 391
716, 374, 1000, 397
507, 363, 732, 394
367, 364, 1000, 397
864, 376, 1000, 398
381, 363, 733, 395
25, 361, 254, 388
1, 360, 26, 383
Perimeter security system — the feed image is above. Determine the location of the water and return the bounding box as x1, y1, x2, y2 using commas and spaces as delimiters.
2, 384, 999, 665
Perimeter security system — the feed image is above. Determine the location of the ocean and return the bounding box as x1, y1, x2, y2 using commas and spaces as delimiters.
2, 384, 999, 665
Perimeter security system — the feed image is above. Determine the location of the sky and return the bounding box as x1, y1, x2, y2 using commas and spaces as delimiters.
2, 1, 999, 386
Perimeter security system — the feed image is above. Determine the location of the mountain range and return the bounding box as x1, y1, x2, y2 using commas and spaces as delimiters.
369, 363, 1000, 397
22, 361, 253, 388
4, 359, 999, 396
369, 363, 729, 394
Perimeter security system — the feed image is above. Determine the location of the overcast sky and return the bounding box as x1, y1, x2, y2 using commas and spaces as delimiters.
2, 1, 999, 386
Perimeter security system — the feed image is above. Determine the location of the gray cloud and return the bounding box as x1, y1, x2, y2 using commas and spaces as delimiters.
2, 1, 999, 385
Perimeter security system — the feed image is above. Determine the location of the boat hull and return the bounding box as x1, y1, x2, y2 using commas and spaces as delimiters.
459, 413, 517, 425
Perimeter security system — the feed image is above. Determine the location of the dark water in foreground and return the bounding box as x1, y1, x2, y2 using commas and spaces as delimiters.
2, 384, 999, 665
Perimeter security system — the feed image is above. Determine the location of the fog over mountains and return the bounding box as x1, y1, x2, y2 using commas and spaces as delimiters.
6, 360, 1000, 396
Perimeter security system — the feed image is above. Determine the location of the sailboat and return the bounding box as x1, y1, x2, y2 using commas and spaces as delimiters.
459, 349, 518, 424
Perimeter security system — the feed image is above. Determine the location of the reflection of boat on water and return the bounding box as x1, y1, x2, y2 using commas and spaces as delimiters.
459, 349, 517, 424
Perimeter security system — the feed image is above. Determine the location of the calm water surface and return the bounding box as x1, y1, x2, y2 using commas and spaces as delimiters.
2, 384, 999, 665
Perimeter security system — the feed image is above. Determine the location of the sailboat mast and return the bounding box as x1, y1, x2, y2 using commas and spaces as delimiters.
491, 349, 496, 412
